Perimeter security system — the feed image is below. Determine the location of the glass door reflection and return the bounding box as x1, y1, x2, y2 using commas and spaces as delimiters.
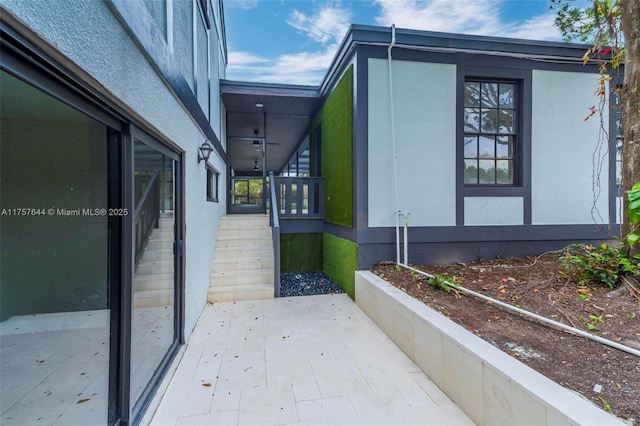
131, 140, 176, 412
0, 70, 112, 425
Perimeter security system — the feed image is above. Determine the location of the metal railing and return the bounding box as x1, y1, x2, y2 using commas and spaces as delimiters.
268, 172, 281, 297
273, 176, 324, 219
134, 172, 160, 266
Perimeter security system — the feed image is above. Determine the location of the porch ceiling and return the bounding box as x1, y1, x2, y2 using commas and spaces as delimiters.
221, 80, 322, 174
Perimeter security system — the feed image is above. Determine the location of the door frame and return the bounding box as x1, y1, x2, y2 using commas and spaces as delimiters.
128, 125, 184, 423
1, 22, 186, 425
227, 136, 266, 214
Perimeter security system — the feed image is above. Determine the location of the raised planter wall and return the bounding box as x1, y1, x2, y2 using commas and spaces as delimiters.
355, 271, 625, 426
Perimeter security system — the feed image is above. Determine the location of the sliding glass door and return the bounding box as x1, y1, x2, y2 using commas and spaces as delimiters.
0, 69, 115, 425
1, 49, 184, 425
130, 133, 182, 420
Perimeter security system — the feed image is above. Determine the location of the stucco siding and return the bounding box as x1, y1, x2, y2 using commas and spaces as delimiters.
368, 58, 457, 227
196, 13, 209, 114
464, 197, 524, 226
173, 0, 194, 91
531, 70, 609, 225
0, 0, 225, 338
209, 26, 222, 137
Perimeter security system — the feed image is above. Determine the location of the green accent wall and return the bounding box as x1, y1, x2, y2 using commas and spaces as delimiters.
280, 233, 323, 272
311, 65, 353, 227
323, 233, 358, 299
281, 67, 356, 295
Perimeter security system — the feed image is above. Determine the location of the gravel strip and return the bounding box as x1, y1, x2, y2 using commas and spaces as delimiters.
279, 272, 344, 297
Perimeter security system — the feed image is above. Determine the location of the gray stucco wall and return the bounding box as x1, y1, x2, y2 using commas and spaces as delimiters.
531, 69, 609, 225
367, 58, 457, 227
0, 0, 226, 338
173, 0, 194, 91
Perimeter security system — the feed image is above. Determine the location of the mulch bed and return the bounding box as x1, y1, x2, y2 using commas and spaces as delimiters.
372, 253, 640, 423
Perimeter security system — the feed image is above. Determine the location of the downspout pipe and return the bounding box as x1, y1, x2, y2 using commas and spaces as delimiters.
387, 24, 400, 265
397, 263, 640, 358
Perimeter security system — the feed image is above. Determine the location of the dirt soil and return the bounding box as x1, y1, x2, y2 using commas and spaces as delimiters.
371, 253, 640, 423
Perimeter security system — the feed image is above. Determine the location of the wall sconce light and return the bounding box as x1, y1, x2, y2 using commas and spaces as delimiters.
254, 160, 259, 171
198, 141, 214, 164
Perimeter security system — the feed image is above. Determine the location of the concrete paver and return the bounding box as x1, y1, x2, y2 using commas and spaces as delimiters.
149, 294, 474, 426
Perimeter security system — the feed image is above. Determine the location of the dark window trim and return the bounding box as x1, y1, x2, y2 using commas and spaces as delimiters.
456, 65, 532, 225
207, 164, 220, 202
462, 79, 517, 186
197, 0, 211, 30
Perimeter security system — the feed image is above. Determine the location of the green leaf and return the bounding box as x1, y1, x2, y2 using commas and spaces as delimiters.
630, 199, 640, 210
628, 233, 640, 246
629, 191, 640, 203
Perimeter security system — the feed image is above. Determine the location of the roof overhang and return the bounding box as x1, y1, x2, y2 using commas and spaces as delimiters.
221, 80, 322, 174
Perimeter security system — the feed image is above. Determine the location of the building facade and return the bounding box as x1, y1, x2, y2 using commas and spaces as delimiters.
1, 0, 227, 424
0, 4, 623, 425
277, 25, 622, 297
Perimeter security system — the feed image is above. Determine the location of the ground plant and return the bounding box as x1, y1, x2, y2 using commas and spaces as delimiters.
559, 243, 638, 288
627, 181, 640, 247
373, 252, 640, 421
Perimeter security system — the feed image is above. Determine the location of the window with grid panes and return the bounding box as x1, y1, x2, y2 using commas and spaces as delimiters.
463, 81, 517, 185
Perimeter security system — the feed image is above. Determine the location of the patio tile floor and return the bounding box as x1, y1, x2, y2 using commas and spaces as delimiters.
148, 294, 474, 426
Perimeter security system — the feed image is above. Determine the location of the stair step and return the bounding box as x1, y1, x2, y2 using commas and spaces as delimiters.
207, 284, 274, 303
220, 214, 268, 224
213, 247, 273, 260
136, 260, 174, 274
147, 238, 174, 250
212, 258, 274, 273
134, 273, 174, 290
216, 228, 272, 239
151, 228, 174, 239
139, 250, 173, 261
208, 214, 274, 302
133, 289, 174, 308
214, 238, 272, 249
209, 270, 274, 287
158, 218, 174, 228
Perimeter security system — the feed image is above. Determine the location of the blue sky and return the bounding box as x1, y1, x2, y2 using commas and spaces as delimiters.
223, 0, 564, 85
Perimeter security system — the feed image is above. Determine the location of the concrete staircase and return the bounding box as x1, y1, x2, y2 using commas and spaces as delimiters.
133, 212, 174, 308
207, 214, 275, 302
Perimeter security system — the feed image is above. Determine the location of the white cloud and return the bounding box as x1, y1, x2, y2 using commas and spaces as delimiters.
227, 0, 565, 85
286, 3, 351, 45
227, 45, 339, 85
374, 0, 562, 41
499, 12, 562, 41
226, 0, 259, 10
226, 3, 350, 84
374, 0, 503, 36
228, 51, 270, 66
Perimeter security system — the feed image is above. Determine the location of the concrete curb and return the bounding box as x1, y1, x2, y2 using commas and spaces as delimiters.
355, 270, 627, 426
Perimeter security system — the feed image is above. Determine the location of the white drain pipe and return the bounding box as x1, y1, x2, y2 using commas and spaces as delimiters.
397, 263, 640, 358
387, 24, 401, 265
402, 211, 410, 265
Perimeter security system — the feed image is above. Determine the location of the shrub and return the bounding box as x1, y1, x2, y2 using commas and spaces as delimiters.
559, 243, 639, 289
427, 274, 458, 292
